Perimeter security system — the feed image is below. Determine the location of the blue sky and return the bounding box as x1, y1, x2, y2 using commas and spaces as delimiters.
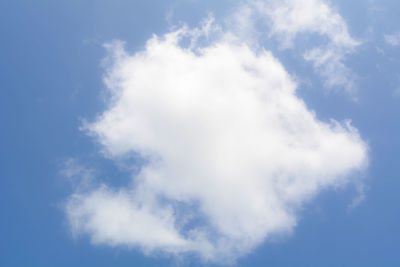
1, 0, 400, 266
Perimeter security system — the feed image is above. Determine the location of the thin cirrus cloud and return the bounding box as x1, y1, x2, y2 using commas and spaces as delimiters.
65, 0, 368, 264
384, 32, 400, 46
232, 0, 361, 94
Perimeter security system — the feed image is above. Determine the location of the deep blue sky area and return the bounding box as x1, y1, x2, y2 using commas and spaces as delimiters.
1, 1, 400, 266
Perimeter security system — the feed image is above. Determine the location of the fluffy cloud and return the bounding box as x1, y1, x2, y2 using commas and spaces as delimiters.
66, 1, 368, 264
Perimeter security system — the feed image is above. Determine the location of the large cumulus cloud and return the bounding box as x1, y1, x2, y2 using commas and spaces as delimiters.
65, 2, 368, 263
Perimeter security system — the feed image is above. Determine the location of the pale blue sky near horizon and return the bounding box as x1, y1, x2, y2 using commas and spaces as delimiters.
1, 1, 400, 266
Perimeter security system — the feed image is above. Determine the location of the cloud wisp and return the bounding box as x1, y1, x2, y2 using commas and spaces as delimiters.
385, 32, 400, 46
65, 1, 368, 264
232, 0, 360, 94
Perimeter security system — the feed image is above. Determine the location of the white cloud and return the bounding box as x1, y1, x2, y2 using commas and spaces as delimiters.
61, 158, 95, 192
231, 0, 360, 93
255, 0, 358, 47
384, 32, 400, 46
303, 46, 356, 92
67, 186, 191, 252
65, 2, 368, 264
347, 182, 367, 211
65, 19, 368, 262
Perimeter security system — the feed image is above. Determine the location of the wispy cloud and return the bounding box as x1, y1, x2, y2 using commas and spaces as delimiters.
384, 32, 400, 46
61, 158, 95, 192
231, 0, 360, 94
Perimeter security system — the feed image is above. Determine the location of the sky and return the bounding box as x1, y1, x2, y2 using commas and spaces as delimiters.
1, 0, 400, 266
